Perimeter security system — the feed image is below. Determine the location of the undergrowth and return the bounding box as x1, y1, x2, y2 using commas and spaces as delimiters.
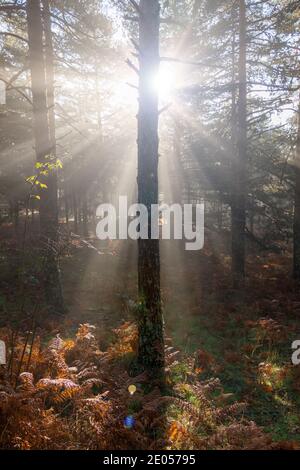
1, 322, 298, 450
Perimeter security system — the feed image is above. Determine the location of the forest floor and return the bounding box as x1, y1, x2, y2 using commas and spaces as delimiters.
62, 234, 300, 443
1, 223, 300, 449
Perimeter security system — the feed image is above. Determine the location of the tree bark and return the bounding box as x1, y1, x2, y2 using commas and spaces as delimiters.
231, 0, 247, 283
26, 0, 64, 313
137, 0, 164, 370
293, 96, 300, 279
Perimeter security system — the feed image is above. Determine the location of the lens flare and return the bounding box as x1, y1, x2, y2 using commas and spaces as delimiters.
124, 415, 135, 429
128, 384, 137, 395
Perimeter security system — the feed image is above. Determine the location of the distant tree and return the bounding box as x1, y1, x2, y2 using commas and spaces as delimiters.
231, 0, 247, 283
26, 0, 64, 313
293, 96, 300, 278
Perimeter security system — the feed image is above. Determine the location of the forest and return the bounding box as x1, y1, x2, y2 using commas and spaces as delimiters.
0, 0, 300, 454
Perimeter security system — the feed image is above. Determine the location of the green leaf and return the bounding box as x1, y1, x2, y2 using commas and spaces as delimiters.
26, 176, 36, 184
56, 159, 63, 169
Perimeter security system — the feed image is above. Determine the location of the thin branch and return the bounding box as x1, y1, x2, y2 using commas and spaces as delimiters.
0, 31, 28, 43
129, 0, 140, 14
130, 38, 140, 53
0, 77, 33, 105
0, 4, 25, 13
6, 66, 28, 87
159, 103, 172, 115
124, 15, 139, 22
126, 82, 138, 90
126, 58, 139, 76
55, 106, 90, 140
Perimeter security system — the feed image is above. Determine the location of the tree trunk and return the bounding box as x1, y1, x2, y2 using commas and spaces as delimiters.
31, 204, 35, 226
231, 0, 247, 283
137, 0, 164, 370
42, 0, 55, 151
77, 194, 82, 231
64, 188, 69, 229
173, 117, 184, 204
13, 200, 19, 236
72, 190, 78, 233
293, 96, 300, 279
26, 0, 64, 313
82, 191, 88, 237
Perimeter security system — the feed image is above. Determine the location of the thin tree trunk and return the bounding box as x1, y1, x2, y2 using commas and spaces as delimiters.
77, 194, 82, 232
26, 0, 64, 313
9, 201, 13, 224
42, 0, 55, 146
82, 191, 88, 237
293, 96, 300, 279
72, 190, 78, 233
218, 202, 223, 231
43, 0, 64, 310
173, 117, 183, 204
231, 0, 247, 283
65, 188, 69, 229
13, 200, 19, 236
31, 204, 35, 226
94, 49, 103, 141
137, 0, 164, 370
